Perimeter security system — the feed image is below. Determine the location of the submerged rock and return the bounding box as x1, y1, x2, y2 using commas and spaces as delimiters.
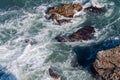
93, 45, 120, 80
71, 58, 80, 67
85, 6, 103, 13
55, 26, 95, 42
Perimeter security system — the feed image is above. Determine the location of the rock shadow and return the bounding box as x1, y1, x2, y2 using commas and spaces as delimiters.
73, 39, 120, 67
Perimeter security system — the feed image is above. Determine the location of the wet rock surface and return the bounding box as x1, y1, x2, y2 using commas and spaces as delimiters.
45, 4, 104, 25
56, 19, 71, 25
85, 6, 103, 13
45, 4, 82, 25
93, 45, 120, 80
55, 26, 95, 42
49, 67, 62, 80
46, 4, 82, 18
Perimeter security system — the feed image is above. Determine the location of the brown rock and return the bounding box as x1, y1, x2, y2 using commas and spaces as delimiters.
46, 4, 82, 19
73, 4, 83, 11
93, 45, 120, 80
55, 26, 95, 42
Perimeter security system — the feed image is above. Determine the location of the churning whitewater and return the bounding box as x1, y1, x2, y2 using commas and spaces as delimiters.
0, 0, 120, 80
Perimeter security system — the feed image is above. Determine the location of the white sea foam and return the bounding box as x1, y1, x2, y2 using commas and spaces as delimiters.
91, 0, 108, 7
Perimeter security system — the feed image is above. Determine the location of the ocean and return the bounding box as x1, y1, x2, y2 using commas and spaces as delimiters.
0, 0, 120, 80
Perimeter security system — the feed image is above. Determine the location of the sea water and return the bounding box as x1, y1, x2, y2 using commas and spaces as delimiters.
0, 0, 120, 80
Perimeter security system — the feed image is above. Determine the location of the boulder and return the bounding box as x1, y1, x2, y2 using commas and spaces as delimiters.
46, 4, 82, 19
93, 45, 120, 80
48, 68, 62, 80
55, 26, 95, 42
85, 6, 103, 13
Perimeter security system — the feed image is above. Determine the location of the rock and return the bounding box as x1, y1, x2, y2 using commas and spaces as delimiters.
85, 6, 103, 13
46, 4, 82, 21
48, 68, 61, 79
93, 45, 120, 80
48, 13, 60, 20
56, 19, 71, 25
55, 26, 95, 42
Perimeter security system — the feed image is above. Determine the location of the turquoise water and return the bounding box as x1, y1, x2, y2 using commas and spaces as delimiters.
0, 0, 120, 80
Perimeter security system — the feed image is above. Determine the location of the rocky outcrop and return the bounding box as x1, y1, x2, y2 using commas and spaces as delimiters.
45, 4, 82, 25
93, 45, 120, 80
55, 26, 95, 42
85, 6, 103, 13
45, 4, 104, 25
46, 4, 82, 18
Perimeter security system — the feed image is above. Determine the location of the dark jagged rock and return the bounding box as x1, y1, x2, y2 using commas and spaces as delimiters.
48, 68, 61, 79
56, 19, 71, 25
85, 6, 103, 13
55, 26, 95, 42
93, 45, 120, 80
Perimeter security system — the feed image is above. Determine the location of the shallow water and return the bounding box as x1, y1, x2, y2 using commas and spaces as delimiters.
0, 0, 120, 80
